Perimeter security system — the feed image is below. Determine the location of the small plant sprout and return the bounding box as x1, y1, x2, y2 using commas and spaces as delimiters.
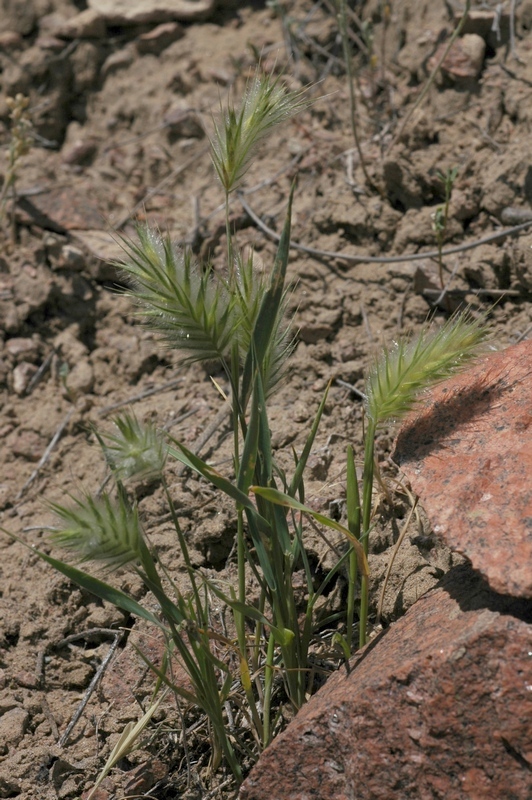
0, 93, 33, 239
432, 166, 459, 289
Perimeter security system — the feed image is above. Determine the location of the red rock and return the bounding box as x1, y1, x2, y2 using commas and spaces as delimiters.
393, 339, 532, 598
240, 565, 532, 800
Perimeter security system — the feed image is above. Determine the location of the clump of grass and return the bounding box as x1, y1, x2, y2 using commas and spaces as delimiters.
1, 66, 491, 790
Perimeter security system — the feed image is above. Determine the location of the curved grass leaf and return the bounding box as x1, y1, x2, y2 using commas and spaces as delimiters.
250, 486, 369, 577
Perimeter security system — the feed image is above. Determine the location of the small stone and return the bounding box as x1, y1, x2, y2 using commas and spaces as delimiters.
69, 229, 124, 282
429, 34, 486, 81
56, 8, 106, 39
0, 707, 29, 748
163, 105, 205, 139
135, 21, 183, 55
298, 309, 342, 344
62, 359, 94, 398
14, 670, 40, 689
0, 30, 23, 49
54, 329, 89, 363
12, 264, 54, 316
19, 186, 103, 232
9, 428, 45, 461
101, 47, 135, 79
12, 362, 38, 395
5, 337, 38, 362
449, 188, 481, 222
34, 34, 65, 51
60, 244, 86, 271
62, 139, 99, 167
87, 0, 216, 24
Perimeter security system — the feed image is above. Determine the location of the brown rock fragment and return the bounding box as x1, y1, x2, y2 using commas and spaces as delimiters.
135, 21, 183, 54
429, 34, 486, 81
12, 362, 38, 396
87, 0, 216, 25
240, 565, 532, 800
393, 339, 532, 598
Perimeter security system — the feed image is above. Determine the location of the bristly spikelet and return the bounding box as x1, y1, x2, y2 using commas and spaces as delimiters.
210, 69, 310, 194
365, 309, 491, 425
49, 493, 143, 570
98, 412, 167, 481
117, 226, 240, 364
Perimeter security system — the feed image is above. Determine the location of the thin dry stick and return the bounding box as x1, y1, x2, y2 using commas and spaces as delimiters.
98, 377, 185, 417
387, 0, 471, 151
239, 192, 532, 265
335, 377, 367, 401
509, 0, 524, 63
175, 394, 232, 477
111, 145, 210, 231
514, 323, 532, 343
337, 0, 374, 189
59, 630, 125, 747
25, 348, 55, 395
424, 287, 521, 300
16, 408, 75, 499
376, 495, 418, 625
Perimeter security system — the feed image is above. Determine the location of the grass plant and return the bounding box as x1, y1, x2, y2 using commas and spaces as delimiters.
1, 67, 491, 789
354, 310, 490, 646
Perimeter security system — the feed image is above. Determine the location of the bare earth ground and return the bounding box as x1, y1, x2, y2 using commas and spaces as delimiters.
0, 1, 531, 797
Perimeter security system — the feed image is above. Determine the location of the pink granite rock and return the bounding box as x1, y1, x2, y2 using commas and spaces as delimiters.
240, 565, 532, 800
393, 338, 532, 598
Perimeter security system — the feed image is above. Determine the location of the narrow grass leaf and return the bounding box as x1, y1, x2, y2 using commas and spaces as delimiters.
240, 182, 295, 409
288, 381, 331, 499
206, 580, 295, 646
250, 486, 369, 576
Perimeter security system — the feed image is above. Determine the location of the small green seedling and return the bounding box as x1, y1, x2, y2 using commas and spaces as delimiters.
432, 166, 459, 289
